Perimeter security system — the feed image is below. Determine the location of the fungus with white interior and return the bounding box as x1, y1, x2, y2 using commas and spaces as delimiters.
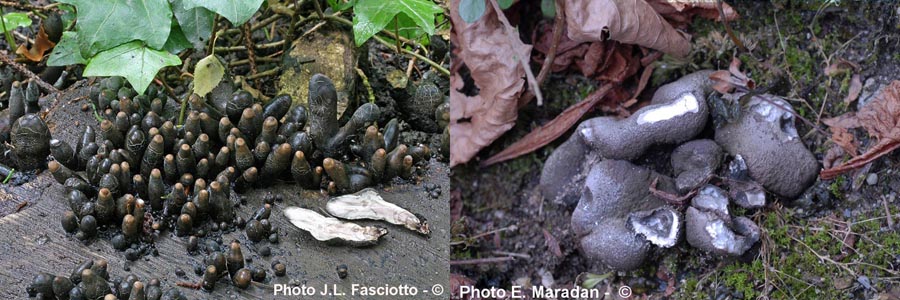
325, 188, 429, 235
283, 206, 388, 247
571, 160, 683, 271
714, 93, 818, 199
685, 185, 760, 256
541, 70, 715, 204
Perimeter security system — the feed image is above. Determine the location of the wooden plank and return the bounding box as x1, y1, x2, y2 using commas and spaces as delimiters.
0, 85, 449, 299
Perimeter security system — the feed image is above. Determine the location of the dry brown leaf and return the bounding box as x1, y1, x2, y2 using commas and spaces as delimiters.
844, 74, 863, 105
646, 0, 740, 23
822, 81, 900, 179
830, 126, 858, 156
822, 112, 861, 129
710, 57, 754, 93
542, 229, 563, 257
449, 0, 532, 167
481, 84, 614, 167
16, 26, 55, 62
564, 0, 691, 58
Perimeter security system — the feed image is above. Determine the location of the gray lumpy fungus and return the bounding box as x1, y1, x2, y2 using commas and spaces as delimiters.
714, 94, 818, 198
571, 160, 682, 271
685, 185, 760, 256
541, 70, 715, 203
671, 139, 723, 193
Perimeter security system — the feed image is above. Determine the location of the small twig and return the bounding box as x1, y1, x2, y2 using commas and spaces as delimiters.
0, 1, 58, 11
882, 195, 895, 228
450, 225, 516, 246
15, 201, 26, 212
0, 52, 58, 94
242, 23, 258, 78
154, 76, 179, 104
789, 234, 857, 276
228, 56, 280, 67
312, 0, 325, 19
519, 0, 564, 108
355, 68, 375, 104
299, 21, 327, 39
246, 67, 281, 80
492, 251, 531, 259
12, 31, 33, 45
208, 16, 219, 56
450, 257, 515, 265
406, 52, 417, 78
717, 0, 747, 54
220, 13, 287, 36
371, 35, 448, 76
214, 40, 285, 52
649, 177, 697, 206
393, 15, 401, 53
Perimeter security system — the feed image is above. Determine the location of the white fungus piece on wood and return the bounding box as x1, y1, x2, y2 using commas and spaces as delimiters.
325, 188, 430, 235
283, 207, 387, 246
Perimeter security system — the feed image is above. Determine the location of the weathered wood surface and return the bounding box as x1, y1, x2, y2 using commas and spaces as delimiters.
0, 85, 450, 299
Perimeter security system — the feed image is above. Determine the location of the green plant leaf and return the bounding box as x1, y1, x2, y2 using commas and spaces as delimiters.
352, 0, 443, 46
326, 0, 357, 11
48, 31, 87, 66
458, 0, 485, 24
181, 0, 264, 26
1, 12, 31, 32
540, 0, 555, 18
57, 0, 172, 58
498, 0, 514, 9
57, 4, 76, 29
192, 54, 224, 97
163, 19, 192, 54
83, 41, 181, 95
171, 0, 214, 50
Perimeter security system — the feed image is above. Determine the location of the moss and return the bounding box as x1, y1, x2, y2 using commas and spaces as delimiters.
829, 175, 845, 198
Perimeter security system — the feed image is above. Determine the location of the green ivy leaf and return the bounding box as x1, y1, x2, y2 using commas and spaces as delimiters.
192, 54, 224, 97
171, 0, 214, 50
352, 0, 443, 46
57, 0, 172, 58
458, 0, 485, 24
540, 0, 555, 18
163, 19, 192, 54
83, 41, 181, 95
48, 31, 87, 66
57, 4, 76, 29
181, 0, 264, 26
326, 0, 357, 11
1, 12, 32, 32
497, 0, 514, 9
